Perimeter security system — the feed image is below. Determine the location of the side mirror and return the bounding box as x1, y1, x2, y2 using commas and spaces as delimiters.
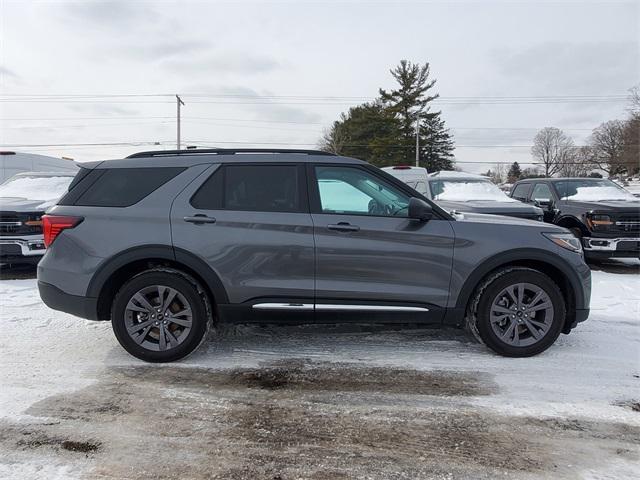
408, 197, 433, 222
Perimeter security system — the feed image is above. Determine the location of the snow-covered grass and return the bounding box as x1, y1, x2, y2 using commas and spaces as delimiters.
0, 262, 638, 479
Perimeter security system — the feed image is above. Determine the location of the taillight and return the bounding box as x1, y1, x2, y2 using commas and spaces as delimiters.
42, 215, 83, 247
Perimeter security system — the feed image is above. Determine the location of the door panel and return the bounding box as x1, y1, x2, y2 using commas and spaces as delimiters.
308, 164, 455, 317
312, 214, 455, 308
171, 164, 315, 305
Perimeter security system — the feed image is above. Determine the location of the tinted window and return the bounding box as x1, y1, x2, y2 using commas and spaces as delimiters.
74, 167, 184, 207
531, 183, 553, 202
191, 165, 302, 213
315, 166, 410, 217
511, 183, 531, 201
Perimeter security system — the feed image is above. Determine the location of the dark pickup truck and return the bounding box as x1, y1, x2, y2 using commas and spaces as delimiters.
510, 178, 640, 259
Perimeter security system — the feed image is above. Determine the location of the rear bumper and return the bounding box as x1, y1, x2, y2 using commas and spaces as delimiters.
38, 281, 100, 320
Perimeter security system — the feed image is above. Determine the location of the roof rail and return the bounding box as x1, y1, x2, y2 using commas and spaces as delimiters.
126, 148, 336, 159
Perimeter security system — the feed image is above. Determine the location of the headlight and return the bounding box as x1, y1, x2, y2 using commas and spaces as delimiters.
542, 232, 583, 253
586, 214, 613, 230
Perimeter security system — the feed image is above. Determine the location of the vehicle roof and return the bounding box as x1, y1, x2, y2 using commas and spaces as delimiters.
514, 177, 607, 183
428, 170, 488, 180
82, 149, 368, 169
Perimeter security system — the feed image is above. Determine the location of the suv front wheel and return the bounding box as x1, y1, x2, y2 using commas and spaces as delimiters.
469, 267, 566, 357
112, 269, 210, 362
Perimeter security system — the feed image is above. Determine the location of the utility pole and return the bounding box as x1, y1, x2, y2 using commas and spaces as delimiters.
415, 114, 420, 167
176, 95, 185, 150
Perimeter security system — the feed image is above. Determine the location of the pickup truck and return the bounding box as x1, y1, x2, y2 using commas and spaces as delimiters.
384, 167, 544, 221
510, 178, 640, 260
0, 172, 76, 265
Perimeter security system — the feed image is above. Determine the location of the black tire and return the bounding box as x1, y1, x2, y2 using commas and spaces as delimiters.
112, 269, 209, 362
569, 227, 583, 239
470, 267, 566, 357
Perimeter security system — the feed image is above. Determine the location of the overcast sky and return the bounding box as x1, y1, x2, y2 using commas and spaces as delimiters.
0, 0, 638, 173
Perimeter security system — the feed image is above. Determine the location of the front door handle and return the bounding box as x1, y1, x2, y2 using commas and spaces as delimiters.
327, 222, 360, 232
184, 214, 216, 224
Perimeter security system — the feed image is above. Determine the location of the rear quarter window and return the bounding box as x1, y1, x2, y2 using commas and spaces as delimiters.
61, 167, 185, 207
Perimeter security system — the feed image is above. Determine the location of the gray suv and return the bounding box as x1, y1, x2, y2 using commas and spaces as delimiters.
37, 149, 591, 362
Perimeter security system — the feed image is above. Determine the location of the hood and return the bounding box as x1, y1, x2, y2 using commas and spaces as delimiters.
453, 211, 565, 230
0, 197, 49, 212
436, 199, 543, 216
558, 199, 640, 213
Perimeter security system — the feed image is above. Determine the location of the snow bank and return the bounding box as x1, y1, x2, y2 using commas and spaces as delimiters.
0, 176, 73, 201
435, 181, 518, 202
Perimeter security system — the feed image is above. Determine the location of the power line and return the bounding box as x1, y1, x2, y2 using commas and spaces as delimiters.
0, 115, 597, 131
0, 93, 628, 106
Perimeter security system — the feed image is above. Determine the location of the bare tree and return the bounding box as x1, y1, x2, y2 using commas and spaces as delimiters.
318, 124, 346, 154
558, 146, 593, 177
588, 120, 626, 176
531, 127, 575, 177
621, 115, 640, 175
629, 85, 640, 116
487, 163, 507, 184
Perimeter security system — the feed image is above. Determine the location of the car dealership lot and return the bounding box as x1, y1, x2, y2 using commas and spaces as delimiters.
0, 261, 638, 479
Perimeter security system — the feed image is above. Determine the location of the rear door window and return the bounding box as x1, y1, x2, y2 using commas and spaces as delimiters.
191, 164, 304, 213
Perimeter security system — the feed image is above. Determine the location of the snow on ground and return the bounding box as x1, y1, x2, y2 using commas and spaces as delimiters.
0, 262, 638, 479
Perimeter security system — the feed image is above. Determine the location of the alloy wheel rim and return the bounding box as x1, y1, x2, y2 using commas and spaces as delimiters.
124, 285, 193, 351
489, 282, 554, 347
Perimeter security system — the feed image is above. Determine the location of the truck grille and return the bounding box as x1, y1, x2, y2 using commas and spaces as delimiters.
612, 213, 640, 233
0, 212, 42, 236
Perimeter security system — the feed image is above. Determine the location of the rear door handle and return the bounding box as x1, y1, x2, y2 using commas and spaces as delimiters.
184, 214, 216, 224
327, 222, 360, 232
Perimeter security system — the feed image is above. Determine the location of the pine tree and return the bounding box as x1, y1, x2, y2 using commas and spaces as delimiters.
320, 60, 455, 169
419, 114, 455, 171
379, 60, 455, 171
319, 101, 404, 166
507, 162, 522, 183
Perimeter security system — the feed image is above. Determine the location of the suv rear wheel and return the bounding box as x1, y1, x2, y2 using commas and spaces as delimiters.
111, 270, 209, 362
469, 267, 566, 357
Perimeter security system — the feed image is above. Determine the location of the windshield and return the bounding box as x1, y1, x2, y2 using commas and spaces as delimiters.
0, 175, 73, 201
429, 179, 517, 202
555, 179, 637, 202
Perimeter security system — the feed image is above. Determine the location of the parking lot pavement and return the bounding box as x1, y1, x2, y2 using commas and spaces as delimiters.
0, 261, 638, 479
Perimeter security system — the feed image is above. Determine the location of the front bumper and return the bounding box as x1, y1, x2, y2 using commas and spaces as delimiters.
0, 236, 46, 257
583, 236, 640, 257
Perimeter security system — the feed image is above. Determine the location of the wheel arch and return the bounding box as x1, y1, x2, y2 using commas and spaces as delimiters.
455, 248, 584, 332
556, 215, 589, 236
88, 245, 228, 320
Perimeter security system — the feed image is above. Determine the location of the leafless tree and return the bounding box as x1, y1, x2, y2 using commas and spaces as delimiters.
318, 125, 346, 154
531, 127, 575, 177
621, 115, 640, 175
629, 85, 640, 116
558, 146, 593, 177
588, 120, 626, 176
488, 163, 507, 184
